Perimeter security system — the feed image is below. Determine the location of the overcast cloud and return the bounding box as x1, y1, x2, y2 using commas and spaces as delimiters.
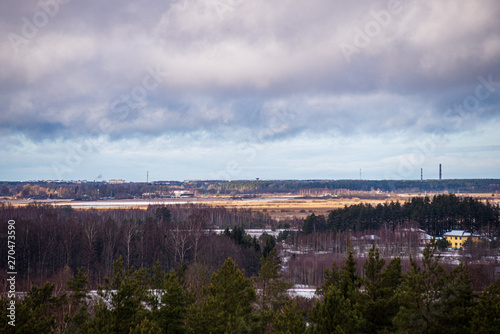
1, 0, 499, 181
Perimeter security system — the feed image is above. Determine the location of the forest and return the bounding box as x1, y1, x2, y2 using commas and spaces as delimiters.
0, 203, 275, 288
2, 195, 497, 289
304, 194, 500, 236
1, 195, 500, 332
2, 178, 500, 199
1, 242, 500, 333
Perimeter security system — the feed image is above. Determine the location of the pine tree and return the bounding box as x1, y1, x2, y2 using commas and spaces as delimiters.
64, 267, 91, 333
88, 257, 150, 333
309, 285, 366, 333
0, 296, 13, 333
316, 244, 360, 301
303, 213, 325, 234
129, 317, 162, 334
316, 262, 341, 296
394, 240, 474, 333
261, 234, 277, 259
271, 299, 306, 334
255, 249, 293, 331
381, 257, 402, 290
359, 244, 385, 332
436, 262, 475, 332
155, 206, 171, 223
394, 241, 445, 333
359, 246, 402, 332
363, 244, 385, 301
188, 257, 257, 333
471, 280, 500, 333
15, 282, 65, 334
309, 245, 366, 333
149, 262, 191, 333
339, 244, 361, 300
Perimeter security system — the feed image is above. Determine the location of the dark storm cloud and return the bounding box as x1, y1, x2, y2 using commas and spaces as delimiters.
1, 0, 499, 142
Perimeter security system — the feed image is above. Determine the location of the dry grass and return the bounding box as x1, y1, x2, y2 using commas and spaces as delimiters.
3, 192, 496, 220
216, 197, 394, 219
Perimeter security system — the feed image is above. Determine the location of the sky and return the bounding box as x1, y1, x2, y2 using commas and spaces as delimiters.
1, 0, 499, 182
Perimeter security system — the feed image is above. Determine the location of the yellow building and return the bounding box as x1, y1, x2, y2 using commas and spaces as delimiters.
443, 229, 479, 248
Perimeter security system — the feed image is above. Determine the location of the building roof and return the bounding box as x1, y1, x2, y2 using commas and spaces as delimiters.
396, 227, 427, 233
443, 229, 472, 237
359, 235, 381, 240
420, 234, 433, 240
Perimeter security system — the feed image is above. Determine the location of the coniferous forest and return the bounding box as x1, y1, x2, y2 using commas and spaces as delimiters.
1, 195, 499, 333
307, 194, 500, 235
1, 242, 500, 333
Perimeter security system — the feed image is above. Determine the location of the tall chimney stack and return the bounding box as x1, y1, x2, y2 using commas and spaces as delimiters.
439, 164, 442, 180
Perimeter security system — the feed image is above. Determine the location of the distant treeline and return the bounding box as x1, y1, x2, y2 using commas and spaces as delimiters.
281, 178, 500, 193
303, 194, 500, 236
1, 178, 500, 199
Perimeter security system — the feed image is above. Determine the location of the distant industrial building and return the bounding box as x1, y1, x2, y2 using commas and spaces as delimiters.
109, 179, 125, 184
174, 190, 194, 198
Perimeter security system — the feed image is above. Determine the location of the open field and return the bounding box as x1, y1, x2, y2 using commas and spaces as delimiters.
213, 197, 390, 219
218, 193, 498, 218
5, 191, 497, 219
1, 194, 397, 219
